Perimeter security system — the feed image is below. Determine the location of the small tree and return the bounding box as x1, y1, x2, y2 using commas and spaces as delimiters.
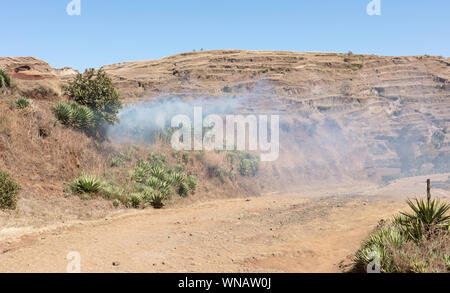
63, 69, 122, 136
0, 171, 20, 210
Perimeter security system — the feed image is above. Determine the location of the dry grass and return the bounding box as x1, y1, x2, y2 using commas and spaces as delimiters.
391, 230, 450, 273
0, 98, 112, 195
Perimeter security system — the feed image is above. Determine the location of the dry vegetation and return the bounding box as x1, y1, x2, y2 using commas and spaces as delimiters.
353, 196, 450, 273
0, 68, 262, 220
0, 51, 448, 272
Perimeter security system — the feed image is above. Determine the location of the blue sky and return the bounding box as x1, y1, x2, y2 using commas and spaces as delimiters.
1, 0, 449, 71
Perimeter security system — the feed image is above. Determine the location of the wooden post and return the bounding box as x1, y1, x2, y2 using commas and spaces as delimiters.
427, 179, 431, 202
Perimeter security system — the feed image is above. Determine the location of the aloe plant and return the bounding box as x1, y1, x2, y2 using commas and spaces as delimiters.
70, 174, 102, 194
402, 198, 449, 226
13, 97, 30, 109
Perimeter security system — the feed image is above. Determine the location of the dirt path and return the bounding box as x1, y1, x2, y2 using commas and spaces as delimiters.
0, 192, 408, 273
1, 174, 447, 273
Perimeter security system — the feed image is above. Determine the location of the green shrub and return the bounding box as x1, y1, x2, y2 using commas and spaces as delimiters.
100, 183, 124, 200
169, 172, 186, 185
131, 156, 197, 204
0, 171, 20, 210
175, 164, 185, 172
187, 176, 197, 193
226, 151, 260, 177
70, 174, 102, 194
354, 225, 407, 273
151, 165, 167, 181
216, 167, 231, 183
63, 69, 122, 132
149, 193, 165, 209
345, 63, 363, 71
239, 158, 259, 177
129, 193, 143, 208
13, 97, 30, 109
148, 152, 165, 167
178, 181, 189, 197
132, 159, 152, 183
113, 199, 120, 208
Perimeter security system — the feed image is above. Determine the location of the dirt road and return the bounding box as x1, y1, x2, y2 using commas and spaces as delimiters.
0, 176, 447, 273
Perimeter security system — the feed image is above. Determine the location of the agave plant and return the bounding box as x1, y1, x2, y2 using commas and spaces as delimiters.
132, 159, 152, 183
70, 103, 94, 129
169, 172, 187, 185
14, 97, 30, 109
149, 193, 165, 209
53, 102, 73, 125
178, 181, 190, 197
128, 193, 143, 208
150, 166, 167, 181
401, 198, 450, 230
145, 176, 163, 189
70, 174, 102, 194
354, 226, 406, 273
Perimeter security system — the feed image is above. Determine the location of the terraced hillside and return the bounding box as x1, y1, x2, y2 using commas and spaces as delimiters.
102, 50, 450, 184
101, 50, 449, 102
1, 51, 449, 185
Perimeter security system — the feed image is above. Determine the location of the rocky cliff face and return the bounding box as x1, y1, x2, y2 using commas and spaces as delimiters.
0, 57, 78, 98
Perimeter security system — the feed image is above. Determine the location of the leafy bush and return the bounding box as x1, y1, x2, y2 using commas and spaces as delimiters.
63, 69, 122, 132
238, 154, 259, 177
0, 171, 20, 210
69, 174, 102, 194
13, 97, 30, 109
113, 199, 120, 208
